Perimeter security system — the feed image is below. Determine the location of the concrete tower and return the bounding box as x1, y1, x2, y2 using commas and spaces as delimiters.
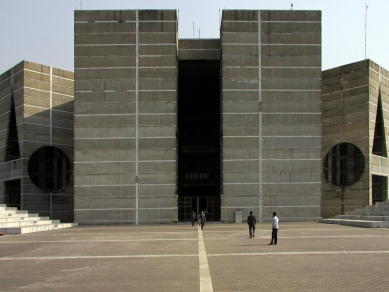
0, 61, 74, 221
322, 59, 389, 217
74, 9, 322, 224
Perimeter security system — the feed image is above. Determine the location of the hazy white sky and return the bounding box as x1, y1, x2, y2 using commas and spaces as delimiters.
0, 0, 388, 73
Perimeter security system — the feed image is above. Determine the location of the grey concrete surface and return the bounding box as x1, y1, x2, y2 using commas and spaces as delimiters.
0, 61, 74, 222
221, 10, 322, 223
1, 222, 389, 291
74, 9, 178, 224
322, 59, 389, 218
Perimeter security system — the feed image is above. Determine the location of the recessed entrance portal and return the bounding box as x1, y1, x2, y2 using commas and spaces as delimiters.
5, 180, 21, 209
177, 60, 221, 222
372, 175, 387, 204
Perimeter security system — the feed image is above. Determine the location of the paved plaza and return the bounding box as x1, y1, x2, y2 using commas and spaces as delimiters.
1, 221, 389, 291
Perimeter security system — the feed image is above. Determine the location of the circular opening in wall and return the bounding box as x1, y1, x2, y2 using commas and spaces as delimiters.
28, 146, 72, 193
323, 143, 365, 187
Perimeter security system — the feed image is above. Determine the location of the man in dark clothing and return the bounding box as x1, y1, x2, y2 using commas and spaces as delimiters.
199, 211, 206, 230
247, 211, 256, 238
191, 211, 196, 226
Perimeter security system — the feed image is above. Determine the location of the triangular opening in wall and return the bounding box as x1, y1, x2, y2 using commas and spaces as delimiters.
6, 93, 20, 161
372, 89, 387, 157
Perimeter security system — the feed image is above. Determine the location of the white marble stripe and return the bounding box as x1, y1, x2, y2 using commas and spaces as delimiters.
135, 9, 139, 225
75, 67, 176, 69
24, 86, 73, 97
223, 135, 321, 138
258, 9, 263, 223
75, 44, 175, 46
223, 89, 321, 92
2, 250, 387, 262
0, 239, 198, 243
208, 250, 389, 256
224, 159, 321, 161
74, 137, 176, 140
198, 226, 213, 292
370, 67, 389, 82
24, 69, 73, 81
15, 140, 72, 146
75, 113, 176, 116
0, 176, 26, 181
222, 20, 320, 23
75, 20, 177, 23
222, 205, 320, 208
74, 208, 178, 211
0, 254, 197, 261
74, 160, 176, 163
74, 184, 175, 187
223, 43, 320, 46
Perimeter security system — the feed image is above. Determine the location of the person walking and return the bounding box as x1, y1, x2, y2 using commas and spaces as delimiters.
191, 211, 196, 226
269, 212, 279, 245
247, 211, 256, 238
199, 211, 206, 230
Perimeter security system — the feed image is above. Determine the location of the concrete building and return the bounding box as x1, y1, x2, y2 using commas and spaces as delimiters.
322, 59, 389, 217
74, 9, 322, 224
0, 61, 74, 222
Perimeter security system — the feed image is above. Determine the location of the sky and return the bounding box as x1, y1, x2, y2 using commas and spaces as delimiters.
0, 0, 388, 74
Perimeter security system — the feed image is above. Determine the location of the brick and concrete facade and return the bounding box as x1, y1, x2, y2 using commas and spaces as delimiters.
74, 9, 322, 224
322, 59, 389, 217
0, 61, 74, 222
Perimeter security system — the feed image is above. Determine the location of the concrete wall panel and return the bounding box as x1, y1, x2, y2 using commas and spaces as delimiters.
74, 9, 178, 224
74, 185, 135, 198
222, 9, 321, 222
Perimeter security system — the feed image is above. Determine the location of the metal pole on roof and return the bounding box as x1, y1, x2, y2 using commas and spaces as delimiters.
365, 3, 368, 59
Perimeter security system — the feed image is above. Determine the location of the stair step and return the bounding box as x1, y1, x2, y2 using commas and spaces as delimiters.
0, 223, 78, 234
0, 219, 60, 228
0, 206, 18, 211
0, 216, 49, 223
0, 205, 77, 234
0, 211, 34, 218
318, 218, 389, 228
336, 215, 389, 221
0, 214, 39, 219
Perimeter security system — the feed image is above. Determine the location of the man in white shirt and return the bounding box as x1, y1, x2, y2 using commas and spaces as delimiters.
269, 212, 279, 245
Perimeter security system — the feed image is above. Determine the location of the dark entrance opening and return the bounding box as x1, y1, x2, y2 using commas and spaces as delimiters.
372, 175, 387, 204
177, 60, 221, 222
5, 180, 21, 209
323, 143, 365, 214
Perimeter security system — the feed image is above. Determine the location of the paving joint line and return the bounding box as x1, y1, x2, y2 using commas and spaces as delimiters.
208, 250, 389, 256
198, 225, 213, 292
0, 254, 198, 261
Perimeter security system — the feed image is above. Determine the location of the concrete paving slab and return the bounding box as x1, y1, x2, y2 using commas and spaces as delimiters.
0, 222, 389, 291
